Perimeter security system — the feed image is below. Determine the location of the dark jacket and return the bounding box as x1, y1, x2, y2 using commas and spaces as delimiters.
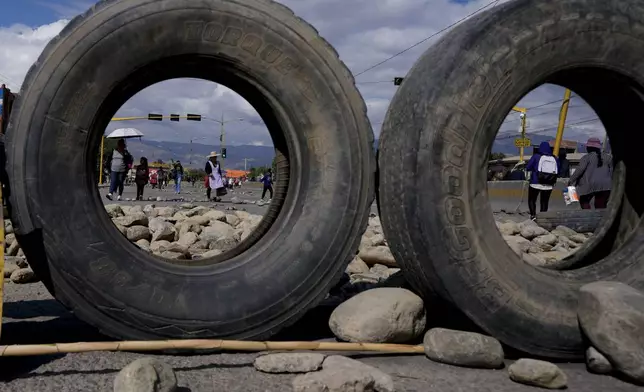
135, 166, 149, 185
569, 151, 613, 196
558, 151, 571, 178
526, 142, 559, 185
261, 172, 273, 187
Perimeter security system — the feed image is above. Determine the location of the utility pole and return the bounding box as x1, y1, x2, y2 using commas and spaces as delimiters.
243, 158, 255, 171
553, 89, 572, 157
220, 113, 225, 170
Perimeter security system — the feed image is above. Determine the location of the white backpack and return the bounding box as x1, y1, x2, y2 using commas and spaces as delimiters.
537, 155, 558, 185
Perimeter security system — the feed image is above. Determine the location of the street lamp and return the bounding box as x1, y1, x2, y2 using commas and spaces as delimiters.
203, 115, 244, 169
189, 136, 208, 164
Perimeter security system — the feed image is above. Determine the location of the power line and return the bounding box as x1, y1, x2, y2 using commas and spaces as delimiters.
356, 80, 396, 85
495, 117, 601, 141
0, 70, 19, 87
354, 0, 501, 77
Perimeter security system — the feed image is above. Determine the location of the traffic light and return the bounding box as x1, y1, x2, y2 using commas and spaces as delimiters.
187, 114, 202, 121
170, 114, 180, 122
221, 148, 227, 158
148, 113, 163, 121
393, 77, 404, 86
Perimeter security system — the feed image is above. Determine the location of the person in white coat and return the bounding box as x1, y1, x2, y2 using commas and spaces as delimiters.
205, 151, 226, 201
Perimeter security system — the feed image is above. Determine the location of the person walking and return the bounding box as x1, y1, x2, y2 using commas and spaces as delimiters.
568, 137, 613, 209
173, 161, 184, 194
205, 152, 226, 202
526, 141, 559, 220
558, 149, 571, 178
261, 168, 274, 201
135, 157, 149, 201
106, 138, 133, 201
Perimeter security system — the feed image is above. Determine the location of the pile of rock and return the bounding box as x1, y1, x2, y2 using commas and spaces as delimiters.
497, 219, 592, 268
106, 203, 263, 260
3, 220, 37, 284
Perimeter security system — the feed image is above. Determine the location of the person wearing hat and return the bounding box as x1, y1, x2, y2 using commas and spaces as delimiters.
568, 137, 613, 209
205, 152, 226, 202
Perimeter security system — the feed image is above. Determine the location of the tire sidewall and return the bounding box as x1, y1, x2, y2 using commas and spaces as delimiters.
9, 0, 372, 338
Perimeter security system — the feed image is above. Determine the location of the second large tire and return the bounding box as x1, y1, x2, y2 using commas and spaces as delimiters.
7, 0, 374, 341
379, 0, 644, 359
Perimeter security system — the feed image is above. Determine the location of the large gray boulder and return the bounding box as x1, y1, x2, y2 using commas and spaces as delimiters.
329, 287, 426, 343
358, 246, 397, 267
113, 357, 177, 392
586, 346, 613, 375
113, 213, 148, 228
149, 218, 176, 242
578, 281, 644, 383
126, 226, 151, 242
423, 328, 504, 369
200, 221, 234, 243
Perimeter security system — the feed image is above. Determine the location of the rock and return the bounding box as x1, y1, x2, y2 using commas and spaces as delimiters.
135, 239, 151, 252
128, 205, 144, 215
423, 328, 504, 369
113, 213, 149, 228
508, 359, 567, 389
522, 253, 544, 267
6, 239, 20, 256
198, 249, 223, 259
150, 241, 172, 253
552, 225, 578, 237
520, 225, 549, 240
178, 232, 199, 248
587, 346, 613, 374
324, 355, 394, 392
6, 255, 26, 268
291, 355, 394, 392
504, 235, 531, 255
203, 209, 227, 222
369, 234, 386, 247
160, 251, 185, 260
498, 221, 520, 236
350, 273, 381, 285
16, 248, 25, 258
155, 206, 177, 218
578, 282, 644, 383
180, 203, 195, 210
143, 204, 157, 217
369, 264, 394, 280
254, 353, 325, 374
126, 226, 151, 242
225, 214, 240, 227
358, 246, 397, 267
186, 215, 210, 226
105, 204, 124, 218
5, 233, 15, 247
191, 240, 209, 250
4, 262, 19, 278
200, 221, 235, 243
329, 287, 426, 343
210, 236, 238, 252
149, 218, 176, 242
4, 219, 13, 235
231, 196, 244, 204
362, 229, 377, 239
115, 224, 128, 236
533, 234, 557, 247
234, 210, 251, 221
165, 242, 189, 255
346, 256, 370, 275
113, 357, 177, 392
10, 268, 38, 284
570, 234, 588, 244
368, 216, 381, 231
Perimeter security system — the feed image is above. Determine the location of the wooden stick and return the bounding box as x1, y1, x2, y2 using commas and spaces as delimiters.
0, 339, 425, 357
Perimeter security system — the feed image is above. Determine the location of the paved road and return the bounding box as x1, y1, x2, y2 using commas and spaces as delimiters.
0, 282, 640, 392
98, 182, 380, 216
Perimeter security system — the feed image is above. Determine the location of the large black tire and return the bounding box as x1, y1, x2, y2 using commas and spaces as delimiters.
7, 0, 374, 341
379, 0, 644, 359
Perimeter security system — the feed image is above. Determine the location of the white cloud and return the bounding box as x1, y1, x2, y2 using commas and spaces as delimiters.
0, 0, 606, 147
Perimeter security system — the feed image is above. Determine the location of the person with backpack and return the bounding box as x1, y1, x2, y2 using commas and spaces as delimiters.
134, 157, 149, 201
526, 141, 559, 220
568, 137, 613, 209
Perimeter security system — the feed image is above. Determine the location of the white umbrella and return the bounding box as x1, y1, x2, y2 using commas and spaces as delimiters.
106, 128, 144, 139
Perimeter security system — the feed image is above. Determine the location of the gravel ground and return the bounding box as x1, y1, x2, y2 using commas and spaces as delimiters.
1, 282, 641, 392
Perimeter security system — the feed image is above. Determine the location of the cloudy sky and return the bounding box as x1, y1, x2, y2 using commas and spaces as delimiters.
0, 0, 605, 148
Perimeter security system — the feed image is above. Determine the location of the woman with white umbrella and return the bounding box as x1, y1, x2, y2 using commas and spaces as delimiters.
106, 138, 133, 201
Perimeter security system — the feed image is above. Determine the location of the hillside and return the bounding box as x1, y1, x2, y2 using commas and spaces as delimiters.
125, 139, 276, 170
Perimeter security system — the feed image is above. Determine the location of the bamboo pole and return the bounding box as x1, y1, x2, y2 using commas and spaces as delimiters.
0, 339, 425, 357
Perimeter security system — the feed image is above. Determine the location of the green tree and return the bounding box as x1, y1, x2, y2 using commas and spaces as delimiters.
490, 152, 506, 161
